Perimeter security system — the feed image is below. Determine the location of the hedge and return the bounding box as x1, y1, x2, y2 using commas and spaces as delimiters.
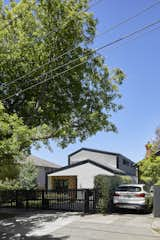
94, 175, 132, 213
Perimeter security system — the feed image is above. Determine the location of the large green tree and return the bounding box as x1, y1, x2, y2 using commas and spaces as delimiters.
18, 160, 38, 190
138, 154, 160, 185
0, 0, 125, 148
0, 101, 32, 179
138, 130, 160, 185
0, 160, 38, 190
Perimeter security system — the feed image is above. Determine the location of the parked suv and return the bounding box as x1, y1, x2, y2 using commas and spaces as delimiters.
113, 184, 153, 212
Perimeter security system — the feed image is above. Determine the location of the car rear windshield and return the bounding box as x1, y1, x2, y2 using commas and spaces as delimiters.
116, 186, 141, 192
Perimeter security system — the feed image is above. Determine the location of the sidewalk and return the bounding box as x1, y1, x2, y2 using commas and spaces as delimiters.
152, 218, 160, 233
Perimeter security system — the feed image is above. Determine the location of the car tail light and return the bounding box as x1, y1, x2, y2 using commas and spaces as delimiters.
114, 193, 120, 197
135, 193, 145, 198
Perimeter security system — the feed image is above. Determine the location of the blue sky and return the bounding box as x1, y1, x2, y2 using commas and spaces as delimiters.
6, 0, 160, 165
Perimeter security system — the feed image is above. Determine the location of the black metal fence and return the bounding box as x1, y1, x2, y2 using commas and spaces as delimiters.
0, 189, 98, 213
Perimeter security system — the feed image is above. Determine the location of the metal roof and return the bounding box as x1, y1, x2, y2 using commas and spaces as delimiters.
26, 155, 61, 169
68, 148, 134, 164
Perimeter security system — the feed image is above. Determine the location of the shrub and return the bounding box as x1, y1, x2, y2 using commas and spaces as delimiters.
0, 179, 20, 190
94, 175, 132, 213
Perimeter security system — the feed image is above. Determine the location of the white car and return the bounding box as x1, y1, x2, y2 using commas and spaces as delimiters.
113, 184, 153, 211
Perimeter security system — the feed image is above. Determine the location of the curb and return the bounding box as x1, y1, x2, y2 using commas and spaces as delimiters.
152, 220, 160, 233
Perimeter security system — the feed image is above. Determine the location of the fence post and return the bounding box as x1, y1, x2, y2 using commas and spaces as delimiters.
25, 191, 29, 209
15, 190, 18, 208
84, 189, 89, 213
93, 189, 98, 212
153, 185, 160, 217
42, 190, 45, 209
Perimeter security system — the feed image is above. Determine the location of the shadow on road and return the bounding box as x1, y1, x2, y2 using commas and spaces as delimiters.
0, 211, 72, 240
112, 208, 152, 215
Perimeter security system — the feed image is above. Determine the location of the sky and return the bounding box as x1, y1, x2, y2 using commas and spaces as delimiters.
6, 0, 160, 166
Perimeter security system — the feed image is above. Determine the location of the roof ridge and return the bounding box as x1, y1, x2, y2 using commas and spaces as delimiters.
68, 147, 134, 163
48, 159, 125, 176
69, 147, 120, 157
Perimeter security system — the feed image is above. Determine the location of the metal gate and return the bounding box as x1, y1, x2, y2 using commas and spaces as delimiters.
0, 189, 98, 213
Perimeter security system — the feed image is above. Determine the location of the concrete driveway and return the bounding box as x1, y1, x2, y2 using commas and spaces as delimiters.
53, 213, 160, 240
0, 211, 160, 240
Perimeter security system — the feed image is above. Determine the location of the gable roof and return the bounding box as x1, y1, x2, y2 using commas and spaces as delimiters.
68, 147, 134, 164
26, 155, 61, 169
48, 159, 126, 176
68, 148, 119, 158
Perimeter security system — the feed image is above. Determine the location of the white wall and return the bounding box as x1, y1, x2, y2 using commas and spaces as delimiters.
48, 162, 114, 189
69, 150, 117, 168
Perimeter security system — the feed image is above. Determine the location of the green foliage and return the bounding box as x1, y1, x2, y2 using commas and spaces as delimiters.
0, 101, 32, 179
18, 160, 38, 190
94, 175, 132, 213
0, 164, 20, 181
0, 0, 125, 148
0, 160, 38, 190
120, 175, 132, 184
138, 155, 160, 185
0, 178, 20, 190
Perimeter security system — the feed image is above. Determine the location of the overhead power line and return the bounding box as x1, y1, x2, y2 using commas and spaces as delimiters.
1, 0, 160, 89
96, 0, 160, 37
2, 18, 160, 102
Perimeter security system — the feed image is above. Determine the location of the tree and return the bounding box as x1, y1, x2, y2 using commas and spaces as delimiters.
0, 0, 125, 148
138, 154, 160, 185
18, 160, 38, 190
0, 160, 38, 190
0, 101, 32, 180
138, 131, 160, 185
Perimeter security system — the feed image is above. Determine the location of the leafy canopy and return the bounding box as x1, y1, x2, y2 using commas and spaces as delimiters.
0, 101, 32, 179
138, 154, 160, 185
138, 130, 160, 185
18, 160, 38, 190
0, 160, 38, 190
0, 0, 125, 148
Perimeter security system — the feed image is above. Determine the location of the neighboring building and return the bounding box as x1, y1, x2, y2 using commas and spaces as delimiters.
26, 155, 61, 189
48, 148, 137, 190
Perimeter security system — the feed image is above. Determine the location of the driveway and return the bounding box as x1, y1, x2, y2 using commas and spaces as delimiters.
53, 213, 160, 240
0, 211, 159, 240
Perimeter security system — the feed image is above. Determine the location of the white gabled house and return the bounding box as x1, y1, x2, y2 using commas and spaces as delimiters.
48, 148, 137, 190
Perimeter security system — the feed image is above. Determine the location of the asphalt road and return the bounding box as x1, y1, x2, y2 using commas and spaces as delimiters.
0, 211, 159, 240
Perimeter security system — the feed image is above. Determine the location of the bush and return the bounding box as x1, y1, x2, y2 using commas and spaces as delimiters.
94, 175, 132, 213
0, 179, 20, 190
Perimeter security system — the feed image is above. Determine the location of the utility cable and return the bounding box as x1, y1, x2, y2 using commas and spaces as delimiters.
1, 0, 160, 88
2, 18, 160, 101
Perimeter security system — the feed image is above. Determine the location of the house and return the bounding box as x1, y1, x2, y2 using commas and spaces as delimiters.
26, 155, 61, 189
48, 148, 137, 190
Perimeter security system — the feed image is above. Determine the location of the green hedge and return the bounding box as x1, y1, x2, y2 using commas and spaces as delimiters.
94, 175, 132, 213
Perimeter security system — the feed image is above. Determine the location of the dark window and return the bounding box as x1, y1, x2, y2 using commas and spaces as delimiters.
116, 186, 141, 192
123, 159, 129, 166
54, 179, 69, 191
